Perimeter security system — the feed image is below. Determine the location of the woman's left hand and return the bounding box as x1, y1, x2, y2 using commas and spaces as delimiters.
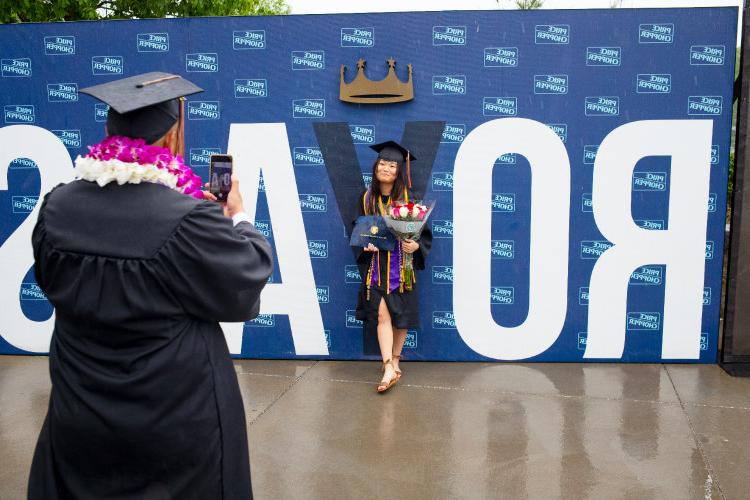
402, 239, 419, 254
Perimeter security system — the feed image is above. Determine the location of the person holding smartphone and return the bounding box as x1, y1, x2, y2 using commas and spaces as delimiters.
353, 141, 432, 393
28, 72, 273, 500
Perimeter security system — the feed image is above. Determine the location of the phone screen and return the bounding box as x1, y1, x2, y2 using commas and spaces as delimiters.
209, 156, 232, 202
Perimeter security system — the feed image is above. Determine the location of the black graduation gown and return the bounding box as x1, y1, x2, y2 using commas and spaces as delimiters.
352, 192, 432, 355
28, 180, 273, 500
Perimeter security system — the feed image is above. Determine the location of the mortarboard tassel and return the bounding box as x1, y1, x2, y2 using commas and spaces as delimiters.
406, 149, 412, 188
177, 97, 185, 157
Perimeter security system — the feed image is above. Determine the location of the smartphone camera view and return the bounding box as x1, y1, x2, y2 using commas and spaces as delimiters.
209, 155, 233, 203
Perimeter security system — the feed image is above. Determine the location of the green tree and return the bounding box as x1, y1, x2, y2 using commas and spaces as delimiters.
515, 0, 544, 9
2, 0, 291, 23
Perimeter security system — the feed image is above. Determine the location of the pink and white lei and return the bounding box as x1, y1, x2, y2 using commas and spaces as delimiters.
73, 135, 204, 199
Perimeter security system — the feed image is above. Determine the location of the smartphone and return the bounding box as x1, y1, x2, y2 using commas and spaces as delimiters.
209, 154, 233, 203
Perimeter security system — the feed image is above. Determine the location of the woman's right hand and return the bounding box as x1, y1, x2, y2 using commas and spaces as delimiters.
364, 243, 379, 252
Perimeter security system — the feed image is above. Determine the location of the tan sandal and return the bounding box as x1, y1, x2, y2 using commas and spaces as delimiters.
377, 359, 398, 393
392, 354, 402, 381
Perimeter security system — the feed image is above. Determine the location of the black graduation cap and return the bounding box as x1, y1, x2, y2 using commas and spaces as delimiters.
369, 140, 416, 164
370, 140, 416, 188
80, 72, 203, 144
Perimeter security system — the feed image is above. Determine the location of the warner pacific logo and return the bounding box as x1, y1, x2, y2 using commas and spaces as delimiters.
47, 83, 78, 102
308, 240, 329, 258
299, 194, 327, 212
91, 56, 123, 75
293, 99, 325, 118
4, 105, 34, 123
535, 24, 570, 44
639, 23, 674, 44
547, 123, 568, 143
491, 286, 515, 305
292, 51, 325, 70
484, 47, 518, 67
137, 33, 169, 52
432, 311, 456, 329
234, 79, 267, 98
582, 193, 593, 212
629, 265, 664, 286
711, 145, 719, 165
636, 219, 665, 230
586, 47, 621, 66
432, 172, 454, 191
534, 74, 568, 95
189, 147, 221, 167
633, 171, 668, 191
441, 124, 466, 143
350, 125, 375, 144
1, 58, 31, 77
44, 36, 75, 55
12, 196, 38, 213
188, 101, 220, 120
637, 74, 671, 94
345, 265, 362, 283
254, 220, 272, 239
583, 145, 599, 164
708, 192, 717, 213
247, 314, 275, 327
341, 27, 374, 47
404, 330, 418, 349
233, 30, 266, 50
186, 53, 218, 72
688, 96, 722, 116
432, 75, 466, 95
627, 312, 661, 331
483, 97, 517, 116
579, 288, 589, 306
585, 96, 619, 116
495, 154, 517, 166
491, 240, 514, 259
346, 310, 364, 328
432, 219, 453, 238
492, 193, 516, 213
293, 147, 325, 166
52, 129, 81, 148
581, 240, 613, 259
691, 45, 725, 65
432, 26, 466, 46
316, 286, 330, 304
20, 283, 46, 301
703, 287, 712, 306
95, 103, 109, 122
706, 241, 715, 260
432, 266, 454, 285
9, 158, 36, 169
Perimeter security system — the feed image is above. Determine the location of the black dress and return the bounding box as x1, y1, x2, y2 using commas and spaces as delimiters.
28, 180, 273, 500
352, 191, 432, 354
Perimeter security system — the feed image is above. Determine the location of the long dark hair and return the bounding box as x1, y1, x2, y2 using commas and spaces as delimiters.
366, 158, 407, 214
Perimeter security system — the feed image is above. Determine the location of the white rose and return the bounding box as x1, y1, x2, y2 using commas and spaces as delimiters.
398, 206, 409, 218
411, 206, 420, 218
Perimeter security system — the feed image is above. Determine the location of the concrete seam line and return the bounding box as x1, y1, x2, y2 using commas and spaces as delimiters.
664, 364, 726, 500
247, 360, 319, 425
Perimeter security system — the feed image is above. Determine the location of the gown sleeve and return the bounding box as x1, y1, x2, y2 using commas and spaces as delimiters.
158, 201, 274, 322
412, 224, 432, 270
351, 191, 368, 266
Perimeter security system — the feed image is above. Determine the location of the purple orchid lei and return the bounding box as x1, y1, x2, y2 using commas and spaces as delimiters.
74, 135, 205, 199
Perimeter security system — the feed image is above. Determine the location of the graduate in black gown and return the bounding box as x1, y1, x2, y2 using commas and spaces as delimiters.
353, 142, 432, 393
28, 72, 273, 500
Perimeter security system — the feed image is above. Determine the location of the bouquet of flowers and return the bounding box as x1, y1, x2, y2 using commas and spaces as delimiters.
383, 200, 435, 291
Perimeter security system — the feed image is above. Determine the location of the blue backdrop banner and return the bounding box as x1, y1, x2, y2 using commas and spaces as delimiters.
0, 8, 738, 362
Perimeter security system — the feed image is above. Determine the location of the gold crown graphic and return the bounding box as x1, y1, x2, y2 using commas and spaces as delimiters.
339, 58, 414, 104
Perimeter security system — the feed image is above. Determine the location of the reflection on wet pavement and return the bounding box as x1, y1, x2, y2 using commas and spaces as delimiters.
3, 357, 750, 499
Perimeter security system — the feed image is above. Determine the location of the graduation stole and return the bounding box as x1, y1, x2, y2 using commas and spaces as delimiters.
74, 135, 205, 199
362, 188, 411, 297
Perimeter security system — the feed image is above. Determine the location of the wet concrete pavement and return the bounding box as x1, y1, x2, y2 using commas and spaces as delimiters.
2, 356, 750, 499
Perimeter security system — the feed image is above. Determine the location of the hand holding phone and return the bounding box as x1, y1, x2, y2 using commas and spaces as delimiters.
209, 154, 233, 203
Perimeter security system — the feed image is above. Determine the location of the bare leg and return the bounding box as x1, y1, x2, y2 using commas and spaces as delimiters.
392, 328, 407, 374
377, 298, 397, 386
